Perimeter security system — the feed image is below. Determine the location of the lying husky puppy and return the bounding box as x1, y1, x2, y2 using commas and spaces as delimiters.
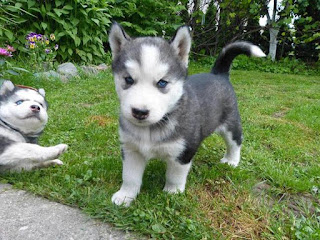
0, 81, 67, 172
109, 23, 265, 206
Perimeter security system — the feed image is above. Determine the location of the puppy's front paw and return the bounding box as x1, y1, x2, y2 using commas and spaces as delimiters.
220, 157, 239, 167
51, 159, 64, 166
163, 184, 185, 194
111, 190, 135, 207
55, 144, 68, 155
33, 159, 63, 170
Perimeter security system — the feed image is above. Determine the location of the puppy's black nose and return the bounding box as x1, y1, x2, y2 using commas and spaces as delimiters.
30, 105, 40, 112
132, 108, 149, 120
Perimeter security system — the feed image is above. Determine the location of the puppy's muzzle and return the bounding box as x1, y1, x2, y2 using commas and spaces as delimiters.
132, 108, 149, 120
30, 105, 41, 113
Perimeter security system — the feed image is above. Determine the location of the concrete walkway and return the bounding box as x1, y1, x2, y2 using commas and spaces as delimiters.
0, 184, 133, 240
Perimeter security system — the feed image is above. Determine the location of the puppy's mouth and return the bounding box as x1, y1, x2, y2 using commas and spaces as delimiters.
128, 117, 152, 127
22, 113, 42, 120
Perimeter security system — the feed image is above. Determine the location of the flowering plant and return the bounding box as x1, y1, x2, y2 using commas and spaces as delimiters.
0, 45, 28, 82
25, 32, 59, 71
0, 46, 14, 57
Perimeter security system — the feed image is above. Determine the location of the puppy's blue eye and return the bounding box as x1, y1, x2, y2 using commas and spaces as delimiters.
125, 77, 134, 85
16, 100, 24, 105
157, 79, 168, 88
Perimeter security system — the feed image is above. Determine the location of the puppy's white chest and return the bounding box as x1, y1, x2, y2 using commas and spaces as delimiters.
121, 132, 185, 160
144, 139, 185, 159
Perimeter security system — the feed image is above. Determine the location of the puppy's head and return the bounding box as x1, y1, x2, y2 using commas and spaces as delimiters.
109, 23, 191, 127
0, 81, 48, 135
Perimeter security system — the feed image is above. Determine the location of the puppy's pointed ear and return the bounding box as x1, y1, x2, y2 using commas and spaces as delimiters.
38, 88, 46, 97
109, 22, 131, 59
170, 26, 191, 67
0, 80, 15, 95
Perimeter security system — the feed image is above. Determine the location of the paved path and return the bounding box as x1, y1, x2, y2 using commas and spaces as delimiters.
0, 184, 133, 240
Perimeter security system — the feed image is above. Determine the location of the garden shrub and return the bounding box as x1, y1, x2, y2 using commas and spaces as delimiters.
191, 54, 320, 76
0, 0, 187, 64
0, 0, 112, 64
109, 0, 187, 38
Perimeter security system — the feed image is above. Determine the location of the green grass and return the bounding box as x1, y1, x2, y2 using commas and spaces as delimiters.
1, 64, 320, 239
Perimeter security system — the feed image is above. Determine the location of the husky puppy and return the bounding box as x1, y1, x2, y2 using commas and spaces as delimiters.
109, 23, 265, 206
0, 81, 68, 172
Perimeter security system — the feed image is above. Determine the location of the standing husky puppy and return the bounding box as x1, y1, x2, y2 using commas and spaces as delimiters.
109, 23, 265, 206
0, 81, 68, 172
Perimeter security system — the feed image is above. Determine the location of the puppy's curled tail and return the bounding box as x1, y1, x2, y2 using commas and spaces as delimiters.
211, 41, 266, 75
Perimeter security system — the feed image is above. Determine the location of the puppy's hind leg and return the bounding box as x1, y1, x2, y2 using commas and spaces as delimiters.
216, 124, 242, 167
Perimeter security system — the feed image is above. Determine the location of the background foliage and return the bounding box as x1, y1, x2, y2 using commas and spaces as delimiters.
108, 0, 186, 37
0, 0, 112, 63
0, 0, 319, 64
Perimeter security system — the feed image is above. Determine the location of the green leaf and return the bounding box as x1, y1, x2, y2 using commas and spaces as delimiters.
79, 54, 87, 62
80, 9, 88, 16
71, 18, 80, 26
15, 3, 23, 8
68, 48, 73, 56
5, 6, 19, 12
99, 46, 105, 55
151, 224, 166, 233
55, 19, 66, 26
40, 4, 46, 16
57, 32, 66, 37
55, 0, 63, 7
46, 12, 56, 18
45, 2, 52, 11
72, 28, 78, 35
6, 70, 19, 76
60, 45, 66, 52
4, 30, 14, 41
41, 22, 48, 30
74, 36, 81, 47
100, 17, 111, 25
229, 12, 236, 18
66, 30, 75, 40
33, 22, 40, 31
28, 0, 36, 8
63, 5, 73, 10
53, 8, 62, 17
60, 9, 69, 14
92, 18, 100, 26
29, 7, 41, 14
94, 37, 102, 45
14, 18, 27, 24
11, 67, 30, 73
87, 53, 92, 62
83, 35, 91, 45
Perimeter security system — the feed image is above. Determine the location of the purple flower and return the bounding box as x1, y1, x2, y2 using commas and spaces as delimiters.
54, 44, 59, 50
26, 32, 37, 39
26, 32, 43, 42
36, 34, 43, 41
45, 48, 51, 54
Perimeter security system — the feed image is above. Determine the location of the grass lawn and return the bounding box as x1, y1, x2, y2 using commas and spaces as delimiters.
1, 63, 320, 239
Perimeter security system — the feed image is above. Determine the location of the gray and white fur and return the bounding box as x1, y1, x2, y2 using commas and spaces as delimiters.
0, 81, 68, 172
109, 22, 266, 206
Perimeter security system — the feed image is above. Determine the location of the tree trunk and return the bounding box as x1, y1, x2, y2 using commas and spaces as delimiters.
188, 0, 199, 35
269, 27, 279, 61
